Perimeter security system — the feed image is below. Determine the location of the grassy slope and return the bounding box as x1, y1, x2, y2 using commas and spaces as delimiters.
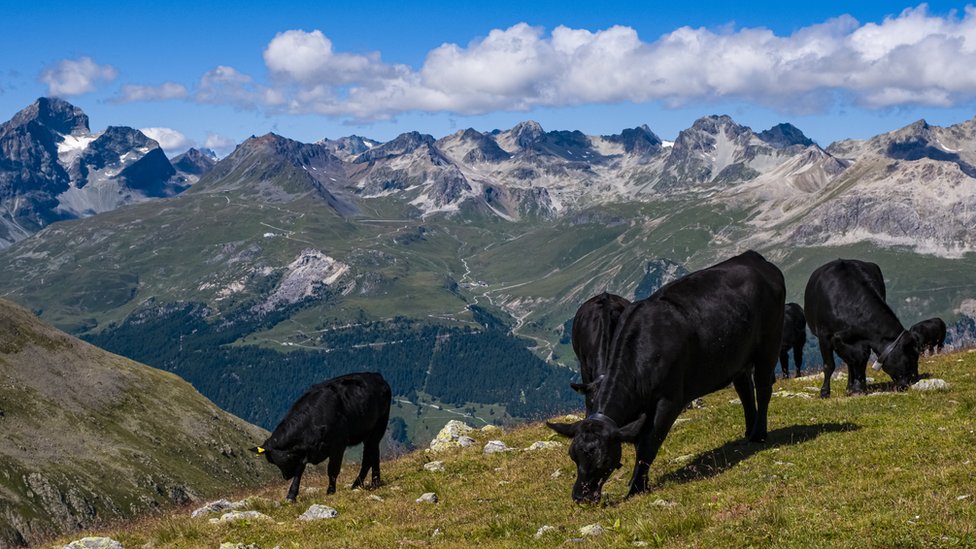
0, 299, 277, 546
46, 351, 976, 549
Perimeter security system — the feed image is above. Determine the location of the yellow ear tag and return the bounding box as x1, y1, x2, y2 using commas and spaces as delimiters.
257, 446, 266, 455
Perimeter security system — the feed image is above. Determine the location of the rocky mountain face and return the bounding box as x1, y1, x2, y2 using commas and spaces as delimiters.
0, 298, 274, 547
171, 147, 217, 184
0, 98, 194, 248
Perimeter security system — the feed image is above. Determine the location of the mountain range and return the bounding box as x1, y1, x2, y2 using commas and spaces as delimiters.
2, 97, 976, 443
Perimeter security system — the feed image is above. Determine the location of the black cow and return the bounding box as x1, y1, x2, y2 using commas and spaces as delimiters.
570, 292, 631, 413
548, 250, 785, 503
779, 303, 806, 378
910, 317, 947, 354
804, 259, 920, 398
251, 372, 391, 501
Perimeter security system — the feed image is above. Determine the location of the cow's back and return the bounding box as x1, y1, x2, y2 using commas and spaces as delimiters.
572, 292, 630, 384
601, 250, 785, 404
804, 259, 891, 339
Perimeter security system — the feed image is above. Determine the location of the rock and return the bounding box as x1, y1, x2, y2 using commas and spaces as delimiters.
191, 498, 247, 518
728, 398, 741, 405
416, 492, 439, 504
773, 390, 813, 399
432, 528, 443, 537
368, 495, 384, 502
552, 414, 584, 423
63, 537, 124, 549
550, 469, 562, 479
688, 398, 705, 409
219, 544, 262, 549
535, 525, 557, 538
580, 523, 605, 536
424, 461, 445, 472
209, 510, 273, 524
483, 440, 512, 454
669, 454, 694, 465
457, 435, 476, 447
650, 499, 678, 508
912, 378, 950, 392
525, 440, 563, 451
298, 504, 338, 521
481, 424, 502, 435
428, 420, 476, 452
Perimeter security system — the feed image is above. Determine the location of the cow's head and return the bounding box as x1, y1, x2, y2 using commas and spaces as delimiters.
250, 443, 303, 480
546, 413, 645, 503
877, 331, 922, 388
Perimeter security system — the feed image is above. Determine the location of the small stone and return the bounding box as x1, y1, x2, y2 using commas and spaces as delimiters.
219, 544, 262, 549
554, 413, 584, 422
650, 499, 678, 508
728, 398, 741, 405
773, 390, 813, 399
191, 498, 247, 518
432, 528, 443, 538
669, 454, 694, 465
424, 460, 445, 472
368, 495, 384, 502
457, 435, 476, 447
481, 424, 502, 435
525, 440, 563, 451
416, 492, 439, 504
580, 523, 605, 536
674, 418, 691, 425
483, 440, 512, 454
550, 469, 562, 479
535, 525, 557, 539
63, 537, 124, 549
912, 378, 950, 392
209, 510, 273, 524
688, 398, 705, 409
298, 504, 338, 521
958, 494, 972, 500
633, 542, 649, 547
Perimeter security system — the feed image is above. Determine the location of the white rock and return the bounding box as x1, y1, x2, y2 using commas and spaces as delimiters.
424, 460, 445, 472
481, 424, 502, 435
457, 435, 476, 447
428, 420, 475, 452
298, 504, 338, 521
63, 538, 124, 549
219, 544, 262, 549
191, 498, 247, 518
525, 440, 563, 451
912, 378, 950, 392
773, 390, 813, 399
416, 492, 439, 504
483, 440, 512, 454
580, 523, 605, 536
368, 494, 384, 502
535, 525, 557, 538
550, 469, 562, 479
209, 510, 273, 524
728, 398, 741, 405
650, 499, 678, 508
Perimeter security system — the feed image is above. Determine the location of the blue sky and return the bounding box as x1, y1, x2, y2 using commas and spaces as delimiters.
3, 1, 976, 155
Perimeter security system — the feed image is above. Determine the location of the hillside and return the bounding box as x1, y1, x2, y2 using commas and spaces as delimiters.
0, 299, 277, 547
46, 351, 976, 549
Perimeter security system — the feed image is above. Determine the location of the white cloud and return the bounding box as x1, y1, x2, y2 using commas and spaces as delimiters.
39, 57, 117, 96
140, 127, 193, 154
116, 82, 188, 102
180, 6, 976, 120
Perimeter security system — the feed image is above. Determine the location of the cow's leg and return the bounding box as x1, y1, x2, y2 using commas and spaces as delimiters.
833, 341, 868, 395
285, 462, 306, 502
326, 447, 345, 495
732, 373, 757, 439
750, 365, 774, 443
353, 437, 381, 490
779, 349, 790, 379
818, 338, 837, 398
793, 344, 804, 378
627, 399, 683, 496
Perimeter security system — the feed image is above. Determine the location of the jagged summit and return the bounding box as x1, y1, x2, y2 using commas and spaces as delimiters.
356, 131, 443, 164
5, 97, 89, 136
171, 147, 218, 176
758, 123, 815, 148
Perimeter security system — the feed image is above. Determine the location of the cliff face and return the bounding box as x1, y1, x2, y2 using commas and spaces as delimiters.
0, 299, 275, 547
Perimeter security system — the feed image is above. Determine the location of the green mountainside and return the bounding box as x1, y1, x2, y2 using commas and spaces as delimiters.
0, 299, 276, 547
44, 351, 976, 549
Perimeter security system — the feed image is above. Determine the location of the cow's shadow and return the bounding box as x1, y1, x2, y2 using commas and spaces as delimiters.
656, 422, 860, 485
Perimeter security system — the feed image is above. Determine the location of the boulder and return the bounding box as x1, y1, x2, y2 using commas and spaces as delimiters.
209, 510, 273, 524
429, 420, 475, 452
416, 492, 439, 504
63, 538, 124, 549
191, 498, 247, 518
483, 440, 512, 454
912, 378, 950, 392
458, 435, 476, 447
580, 524, 605, 536
535, 525, 557, 538
424, 461, 445, 472
298, 504, 338, 521
480, 424, 502, 435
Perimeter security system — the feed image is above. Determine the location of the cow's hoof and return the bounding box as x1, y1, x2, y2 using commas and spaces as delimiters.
748, 434, 767, 443
819, 390, 830, 399
284, 497, 296, 504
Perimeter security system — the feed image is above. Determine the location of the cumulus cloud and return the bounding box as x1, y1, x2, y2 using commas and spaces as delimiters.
116, 82, 188, 102
166, 6, 976, 120
39, 57, 117, 96
203, 132, 236, 157
140, 127, 193, 154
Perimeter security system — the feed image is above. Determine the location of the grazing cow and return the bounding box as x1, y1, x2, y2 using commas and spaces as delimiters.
570, 292, 631, 413
779, 303, 807, 378
251, 372, 391, 501
548, 250, 785, 503
804, 259, 921, 398
910, 317, 947, 354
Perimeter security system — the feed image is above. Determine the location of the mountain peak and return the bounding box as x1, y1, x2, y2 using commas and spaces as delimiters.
758, 123, 814, 148
7, 97, 90, 136
510, 121, 545, 147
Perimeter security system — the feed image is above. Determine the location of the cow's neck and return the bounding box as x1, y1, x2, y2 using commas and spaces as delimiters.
593, 371, 644, 426
868, 316, 907, 356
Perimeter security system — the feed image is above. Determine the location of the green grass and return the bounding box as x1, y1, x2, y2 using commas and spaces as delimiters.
45, 351, 976, 548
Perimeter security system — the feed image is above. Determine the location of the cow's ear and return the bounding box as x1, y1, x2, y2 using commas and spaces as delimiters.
615, 414, 646, 443
909, 330, 925, 352
569, 383, 589, 394
546, 420, 580, 438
